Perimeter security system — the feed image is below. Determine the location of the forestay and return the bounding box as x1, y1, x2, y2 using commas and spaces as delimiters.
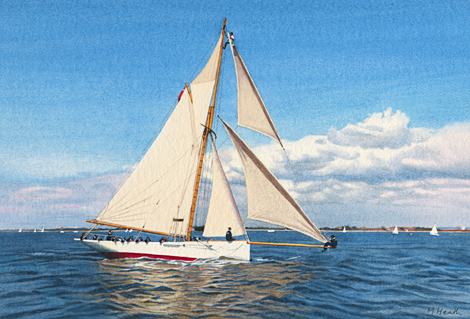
222, 120, 327, 244
94, 35, 224, 236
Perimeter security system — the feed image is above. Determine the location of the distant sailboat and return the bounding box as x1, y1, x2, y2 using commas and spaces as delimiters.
41, 227, 45, 232
76, 19, 328, 261
34, 228, 37, 233
392, 226, 399, 235
342, 227, 347, 233
430, 224, 439, 236
18, 228, 22, 233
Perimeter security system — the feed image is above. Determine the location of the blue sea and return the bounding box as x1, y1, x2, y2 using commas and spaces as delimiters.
1, 230, 469, 318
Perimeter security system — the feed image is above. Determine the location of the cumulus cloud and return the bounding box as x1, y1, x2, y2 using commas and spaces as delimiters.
220, 108, 470, 184
217, 108, 470, 226
327, 108, 431, 149
2, 108, 470, 228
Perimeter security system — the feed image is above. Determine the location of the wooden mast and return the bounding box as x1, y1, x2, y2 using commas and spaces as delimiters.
186, 18, 226, 241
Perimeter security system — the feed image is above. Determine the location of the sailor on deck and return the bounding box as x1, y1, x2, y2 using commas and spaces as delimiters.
226, 227, 233, 241
322, 235, 337, 252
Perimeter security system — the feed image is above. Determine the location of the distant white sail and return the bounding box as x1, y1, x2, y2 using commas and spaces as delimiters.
342, 227, 347, 233
430, 224, 439, 236
229, 44, 282, 146
94, 35, 224, 236
203, 138, 247, 238
222, 120, 326, 243
18, 228, 22, 233
392, 226, 399, 234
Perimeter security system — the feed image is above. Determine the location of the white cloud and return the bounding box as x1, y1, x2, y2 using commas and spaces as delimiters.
2, 108, 470, 229
217, 108, 470, 227
327, 108, 432, 149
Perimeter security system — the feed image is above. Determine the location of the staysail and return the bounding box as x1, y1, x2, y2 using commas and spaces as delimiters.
228, 42, 282, 146
202, 138, 247, 238
222, 120, 327, 243
93, 35, 224, 236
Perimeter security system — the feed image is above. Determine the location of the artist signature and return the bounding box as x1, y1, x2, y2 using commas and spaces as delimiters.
427, 307, 462, 316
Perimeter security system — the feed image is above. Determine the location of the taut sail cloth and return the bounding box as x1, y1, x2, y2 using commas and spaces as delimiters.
229, 43, 283, 147
203, 138, 247, 238
222, 120, 327, 243
93, 35, 224, 236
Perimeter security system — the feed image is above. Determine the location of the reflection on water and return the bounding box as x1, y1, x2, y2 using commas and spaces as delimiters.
84, 258, 316, 318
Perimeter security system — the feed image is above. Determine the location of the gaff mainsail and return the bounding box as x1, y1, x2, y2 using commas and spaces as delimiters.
91, 34, 224, 237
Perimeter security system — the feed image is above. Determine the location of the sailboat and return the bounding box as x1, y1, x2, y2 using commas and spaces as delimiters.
430, 224, 439, 236
342, 227, 347, 233
18, 228, 22, 233
41, 227, 45, 232
392, 226, 399, 235
76, 19, 327, 261
34, 228, 37, 233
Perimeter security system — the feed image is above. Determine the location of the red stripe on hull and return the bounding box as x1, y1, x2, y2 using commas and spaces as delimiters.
101, 251, 197, 261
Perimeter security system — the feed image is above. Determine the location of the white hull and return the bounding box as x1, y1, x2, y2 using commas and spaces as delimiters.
75, 238, 250, 261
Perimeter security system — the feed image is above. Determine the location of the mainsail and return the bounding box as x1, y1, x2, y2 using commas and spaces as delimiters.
222, 120, 327, 244
229, 42, 282, 146
93, 35, 224, 236
202, 138, 247, 238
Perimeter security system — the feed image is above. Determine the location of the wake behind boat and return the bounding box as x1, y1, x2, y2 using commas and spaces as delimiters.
77, 19, 328, 261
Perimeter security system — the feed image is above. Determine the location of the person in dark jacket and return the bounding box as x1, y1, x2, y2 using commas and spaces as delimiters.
226, 227, 233, 241
322, 235, 337, 252
106, 230, 113, 241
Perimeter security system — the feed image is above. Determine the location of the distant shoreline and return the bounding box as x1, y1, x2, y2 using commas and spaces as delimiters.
1, 228, 469, 233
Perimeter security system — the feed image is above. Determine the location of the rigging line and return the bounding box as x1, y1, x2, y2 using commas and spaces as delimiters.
193, 130, 212, 228
197, 138, 214, 228
216, 115, 240, 148
281, 147, 328, 239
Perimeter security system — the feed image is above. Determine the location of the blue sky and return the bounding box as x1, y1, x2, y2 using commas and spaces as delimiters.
1, 0, 470, 229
